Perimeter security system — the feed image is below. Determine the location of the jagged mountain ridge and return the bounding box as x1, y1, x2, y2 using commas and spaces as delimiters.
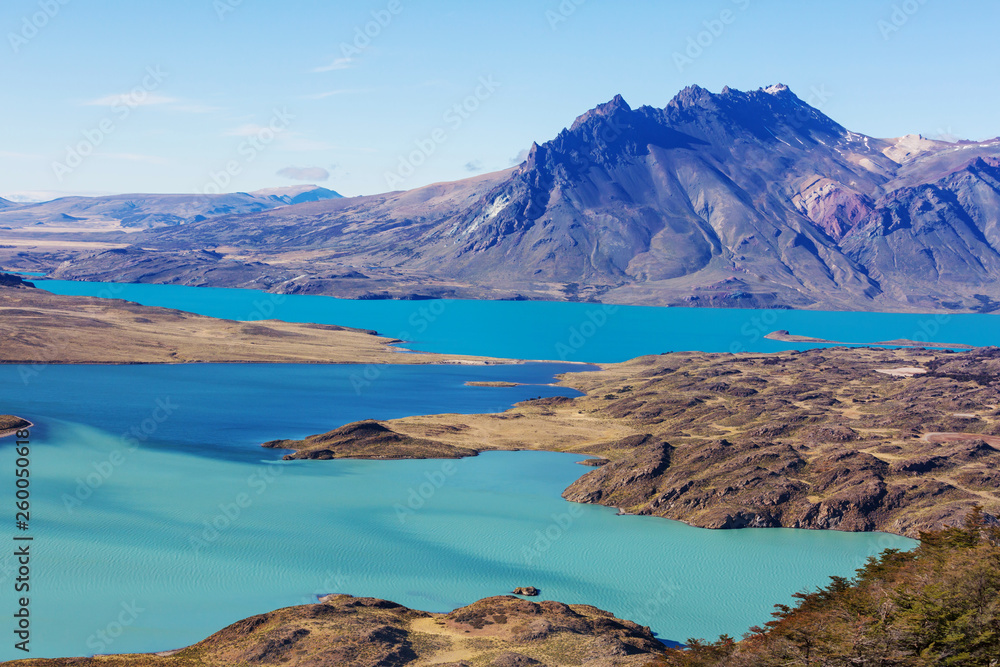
49, 85, 1000, 311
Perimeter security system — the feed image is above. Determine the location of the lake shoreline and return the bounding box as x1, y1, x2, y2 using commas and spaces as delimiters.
263, 346, 1000, 539
35, 279, 1000, 361
0, 363, 920, 662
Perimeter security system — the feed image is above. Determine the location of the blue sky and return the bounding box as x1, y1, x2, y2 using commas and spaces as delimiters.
1, 0, 997, 199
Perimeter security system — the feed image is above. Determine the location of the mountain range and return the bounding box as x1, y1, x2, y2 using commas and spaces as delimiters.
8, 85, 1000, 312
0, 185, 341, 232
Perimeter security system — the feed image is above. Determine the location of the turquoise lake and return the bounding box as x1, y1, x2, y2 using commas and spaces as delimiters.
37, 280, 1000, 362
0, 281, 957, 659
0, 363, 915, 660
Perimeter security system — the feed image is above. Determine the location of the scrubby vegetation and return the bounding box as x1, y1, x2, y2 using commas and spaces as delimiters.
658, 508, 1000, 666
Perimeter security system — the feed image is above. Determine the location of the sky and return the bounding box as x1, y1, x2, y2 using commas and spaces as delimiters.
1, 0, 997, 200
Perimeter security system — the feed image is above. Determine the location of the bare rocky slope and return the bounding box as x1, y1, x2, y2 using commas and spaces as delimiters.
39, 84, 1000, 311
9, 595, 668, 666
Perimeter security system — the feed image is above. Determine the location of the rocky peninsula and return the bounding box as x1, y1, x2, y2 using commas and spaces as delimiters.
267, 346, 1000, 537
0, 280, 504, 366
0, 414, 31, 438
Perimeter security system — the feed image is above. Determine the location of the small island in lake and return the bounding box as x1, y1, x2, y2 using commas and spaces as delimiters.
765, 329, 976, 350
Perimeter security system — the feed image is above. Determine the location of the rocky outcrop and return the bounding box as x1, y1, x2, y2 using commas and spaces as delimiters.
263, 420, 480, 460
563, 438, 673, 507
15, 595, 667, 666
558, 348, 1000, 537
0, 274, 34, 288
0, 415, 31, 437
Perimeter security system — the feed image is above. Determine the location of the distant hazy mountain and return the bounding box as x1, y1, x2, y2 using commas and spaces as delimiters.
0, 185, 341, 232
50, 86, 1000, 311
0, 196, 15, 209
250, 185, 343, 206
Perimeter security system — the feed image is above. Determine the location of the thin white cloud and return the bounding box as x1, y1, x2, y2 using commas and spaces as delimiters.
96, 153, 169, 164
304, 88, 378, 100
221, 125, 335, 152
312, 57, 355, 73
509, 149, 530, 166
2, 190, 116, 202
277, 166, 330, 181
84, 93, 178, 108
82, 94, 220, 114
278, 134, 339, 152
170, 103, 223, 114
224, 123, 273, 137
0, 151, 43, 159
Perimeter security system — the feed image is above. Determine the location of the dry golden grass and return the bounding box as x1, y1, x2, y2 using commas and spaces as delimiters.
0, 286, 503, 366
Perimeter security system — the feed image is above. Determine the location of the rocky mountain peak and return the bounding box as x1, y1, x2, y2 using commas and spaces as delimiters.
667, 84, 716, 110
44, 84, 1000, 313
569, 94, 634, 131
763, 83, 791, 96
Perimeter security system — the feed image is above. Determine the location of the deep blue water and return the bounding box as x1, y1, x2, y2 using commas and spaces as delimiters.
38, 280, 998, 362
1, 363, 583, 463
